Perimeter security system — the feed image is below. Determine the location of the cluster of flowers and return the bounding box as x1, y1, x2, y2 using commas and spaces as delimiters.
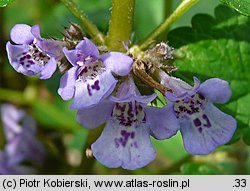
5, 24, 237, 170
0, 104, 44, 174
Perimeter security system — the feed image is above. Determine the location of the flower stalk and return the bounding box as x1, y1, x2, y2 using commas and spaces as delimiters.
107, 0, 135, 51
138, 0, 199, 50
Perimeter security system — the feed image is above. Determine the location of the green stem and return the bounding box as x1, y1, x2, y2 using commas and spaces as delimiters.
60, 0, 105, 45
138, 0, 199, 50
107, 0, 135, 51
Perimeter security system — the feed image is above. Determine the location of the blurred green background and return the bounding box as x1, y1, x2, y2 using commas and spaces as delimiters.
0, 0, 250, 174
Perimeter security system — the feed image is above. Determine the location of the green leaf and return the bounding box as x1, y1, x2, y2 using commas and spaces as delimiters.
167, 5, 250, 145
221, 0, 250, 16
180, 160, 239, 175
152, 132, 187, 161
33, 98, 82, 133
68, 128, 88, 151
0, 0, 15, 7
134, 0, 164, 41
172, 0, 219, 29
181, 163, 222, 175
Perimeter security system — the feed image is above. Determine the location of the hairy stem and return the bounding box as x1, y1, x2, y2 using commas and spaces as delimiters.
139, 0, 199, 50
60, 0, 105, 45
107, 0, 135, 51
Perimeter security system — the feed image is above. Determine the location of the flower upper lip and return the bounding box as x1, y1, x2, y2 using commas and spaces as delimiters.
6, 24, 63, 80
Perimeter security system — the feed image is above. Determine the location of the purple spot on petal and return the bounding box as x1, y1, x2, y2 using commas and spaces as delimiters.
113, 102, 146, 126
199, 93, 205, 100
183, 97, 190, 103
114, 130, 136, 148
116, 103, 126, 112
19, 56, 26, 61
133, 141, 138, 148
82, 67, 88, 73
87, 84, 92, 96
127, 103, 134, 117
93, 65, 98, 72
39, 52, 44, 58
131, 132, 135, 139
190, 105, 199, 113
78, 66, 88, 76
91, 80, 100, 91
120, 130, 130, 147
193, 118, 201, 127
114, 138, 120, 148
28, 60, 35, 65
202, 114, 211, 128
198, 127, 202, 133
179, 106, 185, 112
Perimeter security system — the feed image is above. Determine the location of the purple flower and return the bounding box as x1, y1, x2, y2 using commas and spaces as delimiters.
160, 72, 237, 155
0, 151, 33, 175
1, 104, 45, 166
76, 78, 178, 170
58, 37, 133, 109
6, 24, 64, 79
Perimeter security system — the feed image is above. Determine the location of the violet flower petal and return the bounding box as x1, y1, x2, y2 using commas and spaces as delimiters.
145, 104, 179, 140
5, 165, 33, 175
76, 37, 99, 58
180, 102, 236, 155
1, 104, 24, 141
76, 100, 115, 129
0, 151, 34, 175
30, 25, 42, 40
70, 69, 117, 109
109, 76, 157, 103
109, 94, 157, 104
6, 42, 26, 65
6, 42, 43, 76
160, 71, 200, 101
31, 25, 64, 59
6, 42, 35, 75
10, 24, 34, 44
58, 66, 77, 100
100, 52, 133, 76
6, 134, 45, 163
63, 47, 79, 67
198, 78, 232, 104
91, 120, 156, 170
39, 57, 57, 79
